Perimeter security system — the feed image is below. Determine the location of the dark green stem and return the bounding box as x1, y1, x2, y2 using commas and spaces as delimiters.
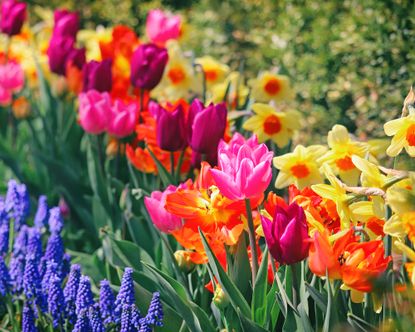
244, 198, 259, 285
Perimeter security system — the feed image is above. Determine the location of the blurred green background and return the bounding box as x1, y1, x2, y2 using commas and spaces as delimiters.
26, 0, 415, 139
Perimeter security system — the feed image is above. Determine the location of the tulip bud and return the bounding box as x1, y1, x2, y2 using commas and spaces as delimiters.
213, 284, 229, 310
0, 0, 26, 36
83, 59, 112, 92
260, 202, 310, 265
174, 250, 195, 273
154, 103, 187, 152
78, 90, 111, 134
59, 197, 70, 218
53, 9, 79, 39
187, 99, 227, 154
130, 43, 168, 90
107, 100, 138, 138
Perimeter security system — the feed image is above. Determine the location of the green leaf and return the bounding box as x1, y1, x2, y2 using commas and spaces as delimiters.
305, 282, 327, 312
323, 278, 338, 332
251, 249, 269, 325
230, 234, 251, 299
199, 229, 251, 318
146, 146, 175, 187
237, 309, 269, 332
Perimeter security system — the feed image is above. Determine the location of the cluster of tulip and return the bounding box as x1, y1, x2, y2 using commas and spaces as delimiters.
1, 0, 415, 331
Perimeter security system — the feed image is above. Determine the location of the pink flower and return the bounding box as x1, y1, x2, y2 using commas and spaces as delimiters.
0, 61, 24, 105
78, 90, 111, 134
107, 100, 138, 138
261, 202, 310, 265
146, 9, 181, 46
210, 134, 273, 201
144, 185, 183, 233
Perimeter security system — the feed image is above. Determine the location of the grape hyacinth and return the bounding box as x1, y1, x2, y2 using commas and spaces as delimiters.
0, 223, 9, 255
42, 260, 59, 294
76, 275, 94, 315
0, 256, 11, 296
22, 304, 38, 332
27, 228, 43, 264
114, 267, 135, 320
64, 264, 81, 324
73, 309, 91, 332
9, 254, 25, 294
99, 279, 116, 325
48, 275, 65, 327
145, 291, 164, 327
48, 207, 64, 234
121, 303, 141, 332
23, 254, 47, 311
34, 195, 49, 229
89, 304, 105, 332
6, 181, 30, 232
12, 225, 29, 256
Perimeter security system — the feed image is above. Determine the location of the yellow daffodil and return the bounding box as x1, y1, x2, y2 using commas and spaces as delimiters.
395, 241, 415, 287
243, 103, 301, 147
211, 72, 248, 107
367, 138, 390, 158
152, 41, 200, 101
384, 109, 415, 157
195, 56, 229, 87
273, 144, 327, 189
249, 71, 294, 103
387, 176, 415, 214
318, 125, 369, 186
311, 164, 369, 229
384, 214, 406, 240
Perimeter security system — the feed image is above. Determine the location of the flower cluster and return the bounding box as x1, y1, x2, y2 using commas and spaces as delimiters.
0, 180, 163, 331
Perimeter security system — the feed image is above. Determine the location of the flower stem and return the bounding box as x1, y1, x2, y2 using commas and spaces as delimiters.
139, 88, 145, 124
290, 263, 299, 309
244, 198, 258, 285
170, 151, 175, 180
6, 300, 18, 332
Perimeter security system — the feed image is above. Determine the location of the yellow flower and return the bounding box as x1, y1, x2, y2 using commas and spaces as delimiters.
273, 144, 327, 189
311, 164, 368, 229
384, 109, 415, 157
211, 72, 248, 107
249, 71, 294, 103
387, 176, 415, 214
152, 41, 200, 101
318, 125, 369, 186
195, 56, 229, 87
243, 103, 301, 147
78, 27, 113, 61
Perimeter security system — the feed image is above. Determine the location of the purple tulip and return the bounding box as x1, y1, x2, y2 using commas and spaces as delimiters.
47, 35, 75, 75
154, 103, 187, 152
82, 60, 112, 92
261, 202, 310, 265
0, 0, 26, 36
66, 47, 86, 70
187, 99, 227, 154
53, 9, 79, 39
130, 43, 168, 90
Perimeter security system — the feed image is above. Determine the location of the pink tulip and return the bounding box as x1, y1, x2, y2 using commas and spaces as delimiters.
78, 90, 111, 134
210, 133, 273, 201
261, 202, 310, 265
107, 99, 138, 138
146, 9, 181, 46
0, 61, 24, 105
144, 185, 182, 233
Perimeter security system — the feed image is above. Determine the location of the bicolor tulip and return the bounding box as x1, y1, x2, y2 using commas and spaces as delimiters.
0, 0, 26, 36
83, 60, 112, 92
187, 99, 227, 155
107, 100, 138, 138
260, 202, 310, 265
210, 133, 272, 201
144, 185, 183, 233
130, 43, 168, 90
154, 103, 187, 152
53, 9, 79, 39
78, 90, 111, 134
146, 9, 181, 46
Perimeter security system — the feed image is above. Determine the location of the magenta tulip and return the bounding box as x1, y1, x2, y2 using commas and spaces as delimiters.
154, 103, 187, 152
78, 90, 111, 134
66, 47, 86, 70
83, 59, 112, 92
53, 9, 79, 38
47, 35, 75, 75
187, 99, 227, 155
0, 0, 26, 36
107, 99, 138, 138
210, 133, 272, 201
261, 202, 310, 265
130, 43, 168, 90
144, 185, 182, 233
146, 9, 181, 46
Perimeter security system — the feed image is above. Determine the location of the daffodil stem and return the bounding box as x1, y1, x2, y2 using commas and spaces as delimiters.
245, 198, 258, 285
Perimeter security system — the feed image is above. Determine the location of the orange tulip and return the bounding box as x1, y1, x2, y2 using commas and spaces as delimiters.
341, 240, 391, 292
